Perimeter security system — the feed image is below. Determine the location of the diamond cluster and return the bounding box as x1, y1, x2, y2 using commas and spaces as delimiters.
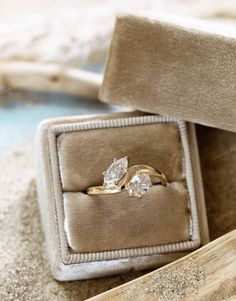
103, 157, 128, 187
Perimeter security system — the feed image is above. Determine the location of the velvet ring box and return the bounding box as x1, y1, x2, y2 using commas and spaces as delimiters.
36, 111, 209, 281
100, 13, 236, 132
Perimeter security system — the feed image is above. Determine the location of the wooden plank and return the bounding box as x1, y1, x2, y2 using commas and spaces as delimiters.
0, 61, 102, 99
87, 230, 236, 301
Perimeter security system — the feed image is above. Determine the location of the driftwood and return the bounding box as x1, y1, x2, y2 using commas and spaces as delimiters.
87, 230, 236, 301
1, 2, 236, 99
1, 1, 236, 69
0, 61, 102, 100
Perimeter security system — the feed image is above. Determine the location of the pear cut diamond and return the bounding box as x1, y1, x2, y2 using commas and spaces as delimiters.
103, 157, 128, 187
126, 173, 152, 198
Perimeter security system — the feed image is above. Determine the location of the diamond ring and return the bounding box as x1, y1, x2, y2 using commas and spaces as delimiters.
87, 157, 167, 198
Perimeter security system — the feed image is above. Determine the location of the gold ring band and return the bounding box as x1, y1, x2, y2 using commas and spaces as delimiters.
87, 157, 167, 198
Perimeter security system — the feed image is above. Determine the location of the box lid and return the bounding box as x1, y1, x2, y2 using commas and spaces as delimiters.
99, 13, 236, 132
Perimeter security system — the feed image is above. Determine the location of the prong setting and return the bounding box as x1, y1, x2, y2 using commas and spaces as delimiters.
126, 173, 152, 198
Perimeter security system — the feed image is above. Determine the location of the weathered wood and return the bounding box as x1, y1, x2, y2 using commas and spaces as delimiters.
1, 1, 236, 70
0, 61, 102, 99
87, 230, 236, 301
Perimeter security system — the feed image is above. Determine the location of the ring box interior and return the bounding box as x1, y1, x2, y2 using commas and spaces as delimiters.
36, 111, 209, 281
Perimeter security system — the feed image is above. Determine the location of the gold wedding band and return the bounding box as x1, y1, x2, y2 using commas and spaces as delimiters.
87, 157, 167, 198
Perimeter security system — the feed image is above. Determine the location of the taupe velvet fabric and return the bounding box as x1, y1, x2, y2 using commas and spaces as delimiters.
58, 120, 189, 253
36, 111, 209, 280
100, 14, 236, 132
57, 123, 183, 192
64, 183, 190, 253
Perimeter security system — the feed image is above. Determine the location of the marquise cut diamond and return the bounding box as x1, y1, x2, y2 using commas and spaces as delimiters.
103, 157, 128, 187
126, 173, 152, 198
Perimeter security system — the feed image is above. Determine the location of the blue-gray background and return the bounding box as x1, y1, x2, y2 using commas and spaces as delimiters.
0, 89, 121, 154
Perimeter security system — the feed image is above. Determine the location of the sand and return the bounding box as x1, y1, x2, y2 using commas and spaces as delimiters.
0, 125, 236, 300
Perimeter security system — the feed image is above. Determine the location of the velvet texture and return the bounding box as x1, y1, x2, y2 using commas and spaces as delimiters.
64, 183, 189, 253
57, 123, 183, 192
58, 121, 189, 253
100, 14, 236, 132
36, 112, 209, 280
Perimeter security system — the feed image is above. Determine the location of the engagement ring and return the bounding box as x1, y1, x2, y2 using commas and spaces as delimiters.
87, 157, 167, 198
